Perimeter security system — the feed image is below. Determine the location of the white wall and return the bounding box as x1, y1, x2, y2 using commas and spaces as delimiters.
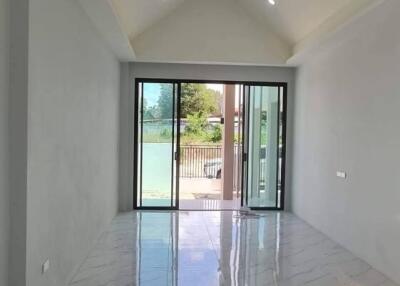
292, 0, 400, 283
0, 0, 10, 284
119, 62, 295, 212
132, 0, 290, 65
9, 0, 29, 284
25, 0, 120, 285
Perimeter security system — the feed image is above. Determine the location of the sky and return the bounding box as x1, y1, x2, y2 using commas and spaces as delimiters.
206, 84, 224, 94
143, 83, 162, 107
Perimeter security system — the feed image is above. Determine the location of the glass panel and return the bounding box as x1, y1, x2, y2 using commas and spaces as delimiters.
138, 82, 176, 207
234, 85, 243, 201
137, 83, 142, 205
247, 86, 279, 208
172, 84, 178, 208
277, 86, 284, 209
242, 85, 250, 207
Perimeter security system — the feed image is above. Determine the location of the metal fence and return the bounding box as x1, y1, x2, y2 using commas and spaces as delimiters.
180, 145, 222, 178
179, 144, 270, 190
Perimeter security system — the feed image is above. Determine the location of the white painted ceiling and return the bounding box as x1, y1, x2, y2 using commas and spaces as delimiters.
130, 0, 292, 65
112, 0, 372, 45
83, 0, 381, 64
111, 0, 185, 39
235, 0, 356, 45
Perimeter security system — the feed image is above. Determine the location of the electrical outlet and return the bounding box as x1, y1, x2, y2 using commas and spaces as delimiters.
42, 259, 50, 274
336, 171, 347, 179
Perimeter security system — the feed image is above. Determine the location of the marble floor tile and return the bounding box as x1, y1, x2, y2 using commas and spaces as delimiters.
69, 211, 399, 286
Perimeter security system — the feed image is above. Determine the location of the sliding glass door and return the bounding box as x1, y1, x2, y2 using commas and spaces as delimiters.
134, 80, 286, 211
135, 81, 179, 209
243, 84, 286, 210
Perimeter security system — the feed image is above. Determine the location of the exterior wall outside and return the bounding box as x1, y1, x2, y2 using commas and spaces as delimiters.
222, 85, 235, 200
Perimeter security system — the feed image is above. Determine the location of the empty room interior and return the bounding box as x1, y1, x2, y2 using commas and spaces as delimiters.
1, 0, 400, 285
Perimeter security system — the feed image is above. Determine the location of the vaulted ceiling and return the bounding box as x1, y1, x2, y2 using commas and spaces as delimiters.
235, 0, 360, 45
111, 0, 185, 39
79, 0, 381, 65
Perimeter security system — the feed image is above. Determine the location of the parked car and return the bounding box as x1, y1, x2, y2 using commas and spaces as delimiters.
203, 146, 282, 179
203, 158, 222, 178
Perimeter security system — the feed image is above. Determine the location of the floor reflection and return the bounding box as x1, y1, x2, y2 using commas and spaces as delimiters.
70, 211, 399, 286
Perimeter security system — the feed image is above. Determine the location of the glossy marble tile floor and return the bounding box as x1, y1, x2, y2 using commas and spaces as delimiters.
70, 211, 398, 286
179, 198, 241, 210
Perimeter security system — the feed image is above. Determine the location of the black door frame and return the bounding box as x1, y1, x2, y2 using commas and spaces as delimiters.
133, 79, 181, 210
242, 84, 287, 211
133, 78, 287, 211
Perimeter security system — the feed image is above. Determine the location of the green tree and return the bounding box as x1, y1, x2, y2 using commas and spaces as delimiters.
142, 98, 156, 120
184, 112, 208, 135
181, 83, 219, 118
208, 124, 222, 143
157, 84, 174, 119
156, 83, 220, 119
143, 106, 159, 120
